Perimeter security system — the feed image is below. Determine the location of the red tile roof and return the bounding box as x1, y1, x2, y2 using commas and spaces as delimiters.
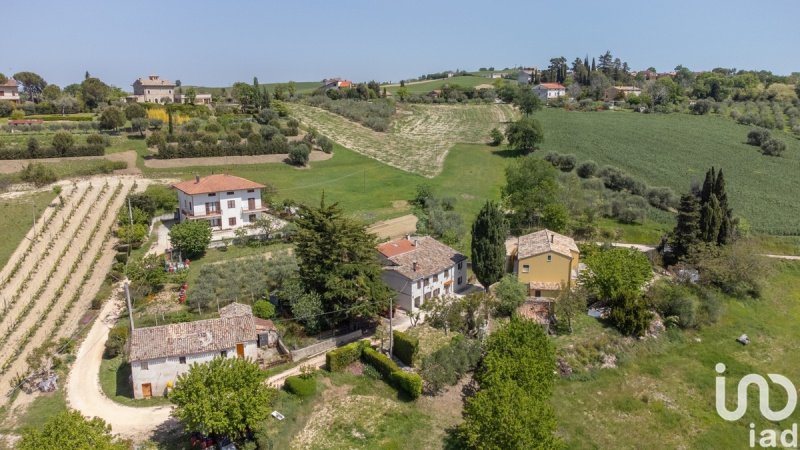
172, 174, 266, 195
377, 238, 416, 257
537, 83, 565, 90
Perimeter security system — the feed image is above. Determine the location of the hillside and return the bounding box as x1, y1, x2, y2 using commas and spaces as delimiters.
537, 109, 800, 235
181, 81, 323, 96
383, 76, 495, 95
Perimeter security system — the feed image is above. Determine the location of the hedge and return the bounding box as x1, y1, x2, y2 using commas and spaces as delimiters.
361, 346, 400, 378
392, 330, 419, 367
0, 145, 104, 160
389, 370, 423, 399
326, 340, 368, 372
35, 115, 94, 122
284, 375, 316, 397
155, 140, 290, 159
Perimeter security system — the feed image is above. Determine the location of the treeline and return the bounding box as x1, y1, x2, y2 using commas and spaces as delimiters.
0, 134, 107, 160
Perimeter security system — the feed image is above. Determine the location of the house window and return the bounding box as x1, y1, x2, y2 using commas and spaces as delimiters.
414, 297, 421, 307
457, 276, 463, 285
220, 350, 228, 358
247, 189, 255, 193
535, 290, 542, 297
457, 262, 463, 270
210, 218, 221, 227
417, 280, 422, 289
249, 214, 256, 222
522, 264, 530, 273
547, 255, 552, 262
424, 278, 430, 286
208, 193, 216, 197
226, 191, 235, 195
141, 361, 149, 370
228, 217, 237, 226
434, 288, 440, 297
179, 356, 186, 364
444, 271, 449, 279
206, 202, 219, 213
227, 200, 235, 209
433, 274, 439, 282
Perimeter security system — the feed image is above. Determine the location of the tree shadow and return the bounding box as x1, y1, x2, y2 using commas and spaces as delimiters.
443, 426, 467, 450
115, 360, 135, 398
490, 147, 528, 158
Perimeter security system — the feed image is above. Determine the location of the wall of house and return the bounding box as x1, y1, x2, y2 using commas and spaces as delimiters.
408, 262, 468, 311
382, 270, 414, 312
130, 341, 257, 399
177, 189, 263, 230
133, 83, 174, 103
0, 86, 20, 103
515, 252, 572, 286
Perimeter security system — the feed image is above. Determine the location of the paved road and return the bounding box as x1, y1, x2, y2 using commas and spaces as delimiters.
66, 297, 175, 441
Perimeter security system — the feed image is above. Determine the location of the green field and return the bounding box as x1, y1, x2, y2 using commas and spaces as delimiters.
181, 81, 324, 97
384, 75, 496, 95
0, 190, 58, 269
537, 108, 800, 235
552, 260, 800, 449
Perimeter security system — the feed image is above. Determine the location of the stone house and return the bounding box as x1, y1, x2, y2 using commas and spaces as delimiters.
0, 79, 21, 104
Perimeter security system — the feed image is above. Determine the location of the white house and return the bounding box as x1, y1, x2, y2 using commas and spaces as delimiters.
128, 303, 259, 399
377, 236, 468, 313
0, 79, 21, 104
532, 83, 566, 101
517, 67, 538, 85
172, 174, 268, 231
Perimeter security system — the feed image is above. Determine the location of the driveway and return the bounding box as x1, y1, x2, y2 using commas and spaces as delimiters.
66, 297, 175, 441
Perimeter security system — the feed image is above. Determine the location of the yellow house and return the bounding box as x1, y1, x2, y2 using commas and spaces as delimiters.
511, 229, 580, 298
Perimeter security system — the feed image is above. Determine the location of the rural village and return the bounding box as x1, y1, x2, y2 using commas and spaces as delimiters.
1, 7, 800, 449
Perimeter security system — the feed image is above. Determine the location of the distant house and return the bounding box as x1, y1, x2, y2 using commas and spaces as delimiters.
129, 75, 175, 103
490, 72, 504, 79
322, 78, 353, 90
174, 93, 213, 105
517, 67, 539, 85
129, 302, 261, 399
509, 229, 580, 298
0, 79, 21, 104
377, 235, 468, 313
172, 174, 268, 231
427, 89, 442, 98
532, 83, 566, 102
605, 86, 642, 101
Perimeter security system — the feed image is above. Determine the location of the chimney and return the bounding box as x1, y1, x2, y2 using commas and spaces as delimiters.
550, 233, 554, 243
412, 261, 417, 272
195, 175, 200, 183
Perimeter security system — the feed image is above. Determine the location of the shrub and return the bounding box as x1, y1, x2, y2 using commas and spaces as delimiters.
493, 274, 527, 316
0, 101, 14, 117
20, 162, 57, 186
489, 127, 503, 146
747, 128, 770, 146
104, 324, 129, 358
146, 131, 166, 149
205, 122, 221, 133
392, 331, 419, 367
760, 138, 785, 157
284, 375, 316, 397
576, 160, 598, 178
116, 224, 149, 247
647, 280, 697, 329
52, 132, 75, 155
544, 152, 576, 172
288, 143, 311, 166
317, 135, 333, 153
420, 336, 482, 394
646, 186, 677, 210
326, 340, 367, 372
691, 99, 712, 115
388, 370, 423, 399
609, 291, 652, 337
360, 346, 399, 378
252, 300, 275, 319
86, 133, 105, 146
10, 109, 25, 120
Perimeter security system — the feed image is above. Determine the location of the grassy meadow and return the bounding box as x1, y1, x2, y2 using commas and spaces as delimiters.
383, 75, 495, 95
0, 190, 58, 269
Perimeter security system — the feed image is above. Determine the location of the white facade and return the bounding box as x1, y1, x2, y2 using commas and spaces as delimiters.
532, 84, 566, 101
131, 341, 257, 399
177, 188, 265, 230
383, 260, 468, 313
0, 80, 20, 103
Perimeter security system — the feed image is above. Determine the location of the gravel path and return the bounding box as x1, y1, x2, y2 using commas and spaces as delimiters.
143, 151, 332, 169
367, 214, 417, 240
66, 296, 175, 440
0, 151, 140, 175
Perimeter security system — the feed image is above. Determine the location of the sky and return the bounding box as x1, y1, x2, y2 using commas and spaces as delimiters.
5, 0, 799, 89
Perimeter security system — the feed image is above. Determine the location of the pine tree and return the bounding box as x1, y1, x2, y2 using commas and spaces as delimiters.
670, 193, 701, 260
471, 201, 508, 289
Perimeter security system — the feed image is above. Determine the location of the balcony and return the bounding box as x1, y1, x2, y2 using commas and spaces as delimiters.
182, 209, 221, 219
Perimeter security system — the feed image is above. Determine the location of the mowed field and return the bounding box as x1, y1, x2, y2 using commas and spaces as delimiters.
537, 109, 800, 235
289, 103, 518, 177
383, 75, 495, 94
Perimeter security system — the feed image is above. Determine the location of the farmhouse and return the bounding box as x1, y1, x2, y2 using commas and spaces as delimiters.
173, 93, 213, 105
377, 235, 468, 313
173, 174, 268, 231
532, 83, 566, 102
0, 79, 21, 104
322, 78, 353, 90
517, 67, 539, 85
509, 229, 580, 298
128, 303, 260, 399
129, 75, 175, 104
605, 85, 642, 101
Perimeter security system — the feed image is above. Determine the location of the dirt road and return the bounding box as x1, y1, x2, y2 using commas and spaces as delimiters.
368, 214, 417, 240
0, 151, 140, 175
66, 296, 175, 440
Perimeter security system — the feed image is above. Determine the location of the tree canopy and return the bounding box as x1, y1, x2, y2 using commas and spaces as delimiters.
169, 220, 212, 259
170, 357, 276, 441
13, 71, 47, 101
18, 411, 128, 450
580, 247, 652, 302
504, 116, 544, 153
470, 201, 507, 289
502, 156, 562, 233
81, 77, 110, 109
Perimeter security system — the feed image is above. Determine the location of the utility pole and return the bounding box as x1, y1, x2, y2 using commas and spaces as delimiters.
388, 296, 393, 358
124, 279, 135, 331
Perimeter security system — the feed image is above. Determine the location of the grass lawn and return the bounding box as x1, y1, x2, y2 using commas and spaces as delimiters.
384, 76, 495, 95
99, 355, 172, 407
552, 260, 800, 449
184, 242, 290, 287
594, 217, 673, 245
537, 108, 800, 235
0, 189, 58, 270
8, 387, 67, 431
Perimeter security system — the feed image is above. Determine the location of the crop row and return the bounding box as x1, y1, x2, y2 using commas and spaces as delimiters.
0, 182, 125, 375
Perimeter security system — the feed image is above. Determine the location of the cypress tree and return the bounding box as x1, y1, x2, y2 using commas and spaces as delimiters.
700, 194, 722, 243
471, 201, 508, 289
714, 169, 734, 245
591, 58, 596, 72
584, 55, 590, 73
713, 169, 728, 211
700, 167, 715, 205
670, 193, 701, 261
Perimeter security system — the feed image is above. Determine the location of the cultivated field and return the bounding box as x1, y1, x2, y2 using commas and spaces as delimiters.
289, 103, 518, 176
383, 75, 496, 94
0, 177, 143, 402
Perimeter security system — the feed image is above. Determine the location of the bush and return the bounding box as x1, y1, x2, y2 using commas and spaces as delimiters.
489, 127, 503, 146
52, 132, 75, 155
252, 300, 275, 319
392, 331, 419, 367
288, 143, 311, 166
599, 166, 646, 195
86, 133, 106, 147
609, 291, 652, 337
420, 336, 482, 394
388, 370, 423, 399
104, 324, 129, 358
645, 186, 677, 211
169, 220, 212, 259
576, 160, 598, 178
20, 163, 57, 186
493, 274, 527, 316
360, 346, 399, 378
544, 152, 576, 172
0, 101, 14, 118
317, 136, 333, 153
747, 128, 771, 146
284, 375, 316, 397
760, 138, 786, 157
326, 340, 367, 372
691, 99, 713, 115
647, 280, 697, 329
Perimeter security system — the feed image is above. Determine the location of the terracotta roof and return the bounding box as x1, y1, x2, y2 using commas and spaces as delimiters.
134, 76, 175, 87
379, 236, 466, 280
517, 229, 579, 260
536, 83, 565, 90
172, 174, 266, 195
517, 300, 552, 325
219, 302, 252, 318
0, 79, 17, 87
254, 317, 276, 332
377, 239, 416, 258
129, 315, 256, 361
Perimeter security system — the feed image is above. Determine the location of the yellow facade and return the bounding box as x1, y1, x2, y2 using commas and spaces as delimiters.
515, 250, 580, 295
